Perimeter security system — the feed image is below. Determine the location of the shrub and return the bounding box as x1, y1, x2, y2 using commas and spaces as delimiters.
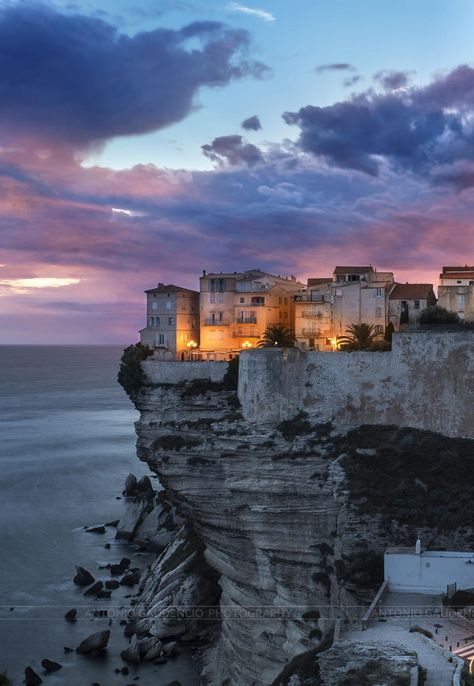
0, 674, 12, 686
419, 305, 460, 325
409, 625, 433, 639
117, 343, 154, 399
369, 339, 391, 352
278, 411, 312, 441
384, 322, 395, 343
223, 356, 239, 390
153, 435, 200, 451
181, 378, 224, 397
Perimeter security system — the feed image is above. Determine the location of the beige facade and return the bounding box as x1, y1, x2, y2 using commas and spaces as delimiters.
294, 279, 333, 351
388, 283, 437, 330
139, 283, 200, 360
199, 269, 305, 358
438, 266, 474, 321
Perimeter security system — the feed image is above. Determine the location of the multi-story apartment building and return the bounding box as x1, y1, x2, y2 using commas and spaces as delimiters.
199, 269, 305, 359
331, 266, 394, 337
438, 266, 474, 321
388, 283, 437, 330
139, 283, 200, 360
294, 278, 333, 350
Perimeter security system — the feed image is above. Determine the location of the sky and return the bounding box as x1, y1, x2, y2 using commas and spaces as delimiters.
1, 0, 474, 343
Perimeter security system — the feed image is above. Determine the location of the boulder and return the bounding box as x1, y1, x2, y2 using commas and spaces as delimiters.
84, 581, 104, 597
116, 499, 152, 541
76, 630, 110, 655
85, 525, 106, 534
24, 667, 42, 685
40, 659, 62, 672
64, 608, 77, 622
120, 571, 140, 587
120, 635, 140, 664
73, 566, 95, 586
123, 473, 138, 496
105, 579, 120, 590
136, 475, 154, 494
142, 638, 163, 662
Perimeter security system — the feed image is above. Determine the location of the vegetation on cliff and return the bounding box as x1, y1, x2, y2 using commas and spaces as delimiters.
117, 343, 154, 399
339, 425, 474, 536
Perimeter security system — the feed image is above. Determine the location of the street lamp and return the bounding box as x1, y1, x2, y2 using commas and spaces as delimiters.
242, 341, 252, 348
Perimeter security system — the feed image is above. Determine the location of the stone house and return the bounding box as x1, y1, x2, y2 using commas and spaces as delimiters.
139, 284, 200, 360
388, 283, 437, 330
294, 278, 333, 351
199, 269, 305, 359
438, 266, 474, 321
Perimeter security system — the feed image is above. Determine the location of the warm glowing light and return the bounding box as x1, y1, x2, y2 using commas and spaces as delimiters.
242, 340, 252, 348
329, 337, 339, 350
0, 277, 80, 293
187, 340, 198, 348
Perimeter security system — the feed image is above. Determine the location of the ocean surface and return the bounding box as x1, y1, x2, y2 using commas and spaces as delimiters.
0, 345, 199, 685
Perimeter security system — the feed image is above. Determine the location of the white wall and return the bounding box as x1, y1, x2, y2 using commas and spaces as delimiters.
385, 550, 474, 594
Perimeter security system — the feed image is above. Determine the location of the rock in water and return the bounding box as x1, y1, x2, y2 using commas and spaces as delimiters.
85, 525, 106, 534
40, 659, 62, 672
136, 475, 154, 494
73, 566, 95, 586
120, 571, 140, 587
83, 581, 104, 597
64, 608, 77, 622
105, 579, 120, 590
120, 635, 140, 664
123, 473, 137, 496
76, 630, 110, 655
24, 667, 42, 685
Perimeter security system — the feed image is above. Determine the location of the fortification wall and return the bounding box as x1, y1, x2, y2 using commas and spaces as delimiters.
142, 358, 227, 384
238, 331, 474, 438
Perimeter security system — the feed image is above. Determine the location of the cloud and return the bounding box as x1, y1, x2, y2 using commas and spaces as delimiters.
0, 3, 268, 150
343, 75, 363, 88
241, 115, 262, 131
227, 3, 275, 22
202, 135, 263, 166
315, 63, 356, 73
0, 278, 80, 294
283, 65, 474, 178
374, 70, 413, 90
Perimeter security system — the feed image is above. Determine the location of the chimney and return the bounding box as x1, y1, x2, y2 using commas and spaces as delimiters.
203, 270, 206, 277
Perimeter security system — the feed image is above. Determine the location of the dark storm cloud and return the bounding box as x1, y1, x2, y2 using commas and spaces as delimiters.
283, 65, 474, 177
315, 63, 356, 73
374, 70, 412, 90
241, 115, 262, 131
343, 75, 363, 88
202, 135, 263, 166
0, 3, 267, 148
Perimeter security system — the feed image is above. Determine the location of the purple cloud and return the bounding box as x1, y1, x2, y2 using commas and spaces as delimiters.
202, 135, 263, 166
374, 70, 413, 90
241, 115, 262, 131
283, 65, 474, 177
315, 63, 356, 73
0, 4, 267, 149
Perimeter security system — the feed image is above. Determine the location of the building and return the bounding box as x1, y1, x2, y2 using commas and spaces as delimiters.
388, 283, 437, 330
199, 269, 305, 359
332, 266, 394, 338
385, 540, 474, 595
294, 278, 333, 351
438, 266, 474, 321
139, 283, 200, 360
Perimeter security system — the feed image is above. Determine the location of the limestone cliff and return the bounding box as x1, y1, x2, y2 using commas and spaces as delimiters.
125, 350, 474, 685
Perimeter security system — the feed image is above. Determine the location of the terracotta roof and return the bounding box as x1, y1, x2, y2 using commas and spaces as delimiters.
439, 272, 474, 280
307, 277, 332, 286
389, 283, 434, 300
145, 284, 198, 294
334, 266, 373, 274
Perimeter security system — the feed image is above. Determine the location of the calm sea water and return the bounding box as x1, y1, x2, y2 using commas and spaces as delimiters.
0, 346, 198, 684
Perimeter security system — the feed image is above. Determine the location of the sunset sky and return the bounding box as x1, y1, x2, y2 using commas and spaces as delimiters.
1, 0, 474, 343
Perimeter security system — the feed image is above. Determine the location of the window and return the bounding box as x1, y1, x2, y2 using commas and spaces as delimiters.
210, 278, 225, 292
375, 307, 382, 317
168, 317, 173, 325
151, 301, 158, 311
458, 294, 466, 311
166, 300, 171, 310
251, 296, 264, 305
375, 288, 383, 297
157, 334, 165, 345
216, 292, 224, 303
414, 300, 420, 310
149, 317, 154, 327
374, 325, 384, 335
240, 297, 245, 303
155, 317, 160, 327
219, 311, 224, 322
210, 292, 216, 303
192, 319, 196, 328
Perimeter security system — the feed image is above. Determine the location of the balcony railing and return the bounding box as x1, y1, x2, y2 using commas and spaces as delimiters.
236, 317, 257, 324
301, 311, 324, 318
233, 330, 258, 338
301, 328, 322, 336
203, 318, 229, 326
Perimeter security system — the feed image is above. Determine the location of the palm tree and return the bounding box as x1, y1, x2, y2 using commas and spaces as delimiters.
257, 324, 296, 348
338, 322, 376, 351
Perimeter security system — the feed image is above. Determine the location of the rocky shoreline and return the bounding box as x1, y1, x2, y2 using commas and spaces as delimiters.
18, 472, 202, 686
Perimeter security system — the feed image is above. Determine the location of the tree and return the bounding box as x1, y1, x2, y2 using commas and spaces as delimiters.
418, 305, 460, 326
257, 324, 296, 348
338, 322, 376, 351
117, 343, 154, 400
384, 321, 395, 343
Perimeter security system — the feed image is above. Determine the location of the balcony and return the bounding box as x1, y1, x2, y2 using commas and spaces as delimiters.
301, 311, 323, 318
233, 330, 258, 338
301, 328, 322, 336
236, 317, 257, 324
203, 318, 229, 326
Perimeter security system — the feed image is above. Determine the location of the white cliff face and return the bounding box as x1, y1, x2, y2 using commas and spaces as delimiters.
133, 379, 343, 686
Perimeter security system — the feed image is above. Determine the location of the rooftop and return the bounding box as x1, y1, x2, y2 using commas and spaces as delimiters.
145, 283, 198, 294
389, 283, 434, 300
307, 277, 332, 286
334, 266, 373, 275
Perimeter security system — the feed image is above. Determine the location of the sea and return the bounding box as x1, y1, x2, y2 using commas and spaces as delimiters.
0, 345, 199, 685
